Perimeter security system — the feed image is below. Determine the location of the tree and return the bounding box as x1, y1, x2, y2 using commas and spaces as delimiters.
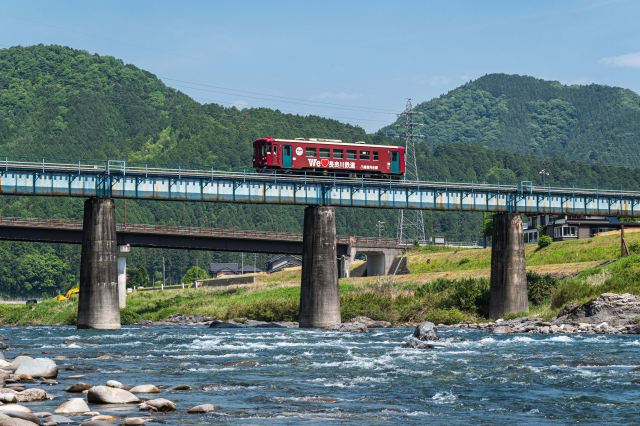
182, 266, 209, 284
129, 266, 149, 288
538, 235, 552, 249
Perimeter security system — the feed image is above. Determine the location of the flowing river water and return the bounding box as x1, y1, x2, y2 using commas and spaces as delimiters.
4, 325, 640, 425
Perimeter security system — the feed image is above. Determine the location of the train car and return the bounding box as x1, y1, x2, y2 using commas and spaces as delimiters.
252, 137, 405, 178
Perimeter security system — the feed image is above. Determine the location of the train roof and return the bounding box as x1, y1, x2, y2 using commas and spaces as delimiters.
254, 137, 402, 150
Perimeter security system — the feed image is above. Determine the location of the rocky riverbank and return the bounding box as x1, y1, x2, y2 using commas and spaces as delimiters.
442, 293, 640, 335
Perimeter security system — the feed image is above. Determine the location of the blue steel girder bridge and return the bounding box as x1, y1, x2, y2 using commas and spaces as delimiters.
0, 157, 638, 216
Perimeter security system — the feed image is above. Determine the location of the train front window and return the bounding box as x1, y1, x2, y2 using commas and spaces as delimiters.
320, 148, 330, 158
306, 147, 317, 157
346, 150, 357, 159
333, 149, 343, 159
373, 151, 379, 161
266, 143, 272, 154
360, 150, 370, 160
262, 145, 267, 155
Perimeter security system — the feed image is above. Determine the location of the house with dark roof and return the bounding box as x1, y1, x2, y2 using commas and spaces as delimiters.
240, 265, 262, 274
265, 254, 302, 274
209, 263, 240, 278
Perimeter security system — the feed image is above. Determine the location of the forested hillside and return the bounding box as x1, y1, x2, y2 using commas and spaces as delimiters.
1, 45, 640, 298
385, 73, 640, 167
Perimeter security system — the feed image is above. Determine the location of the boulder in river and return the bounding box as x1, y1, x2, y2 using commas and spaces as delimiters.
129, 385, 159, 394
171, 385, 192, 391
105, 380, 125, 389
401, 340, 435, 349
326, 322, 369, 333
87, 386, 139, 404
0, 404, 32, 413
412, 322, 439, 341
44, 414, 75, 424
66, 382, 92, 393
16, 388, 47, 402
346, 316, 392, 328
209, 320, 239, 328
187, 404, 216, 413
138, 398, 176, 412
0, 392, 18, 403
121, 418, 147, 425
1, 410, 41, 425
15, 358, 58, 379
10, 356, 33, 370
0, 359, 13, 369
54, 397, 91, 414
0, 342, 8, 350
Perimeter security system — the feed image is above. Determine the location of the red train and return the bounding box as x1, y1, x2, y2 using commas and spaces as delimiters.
252, 137, 405, 178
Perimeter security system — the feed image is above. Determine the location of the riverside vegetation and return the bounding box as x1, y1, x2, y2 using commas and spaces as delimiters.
4, 45, 640, 299
2, 230, 640, 326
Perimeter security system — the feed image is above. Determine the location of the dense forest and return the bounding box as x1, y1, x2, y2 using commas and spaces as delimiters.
1, 45, 640, 297
384, 74, 640, 168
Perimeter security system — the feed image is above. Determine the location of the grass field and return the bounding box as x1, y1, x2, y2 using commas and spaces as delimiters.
2, 230, 639, 326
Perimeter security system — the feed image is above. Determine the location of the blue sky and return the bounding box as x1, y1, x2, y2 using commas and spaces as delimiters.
1, 0, 639, 132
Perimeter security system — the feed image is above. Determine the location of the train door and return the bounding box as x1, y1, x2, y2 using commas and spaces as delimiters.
390, 151, 399, 174
283, 145, 292, 168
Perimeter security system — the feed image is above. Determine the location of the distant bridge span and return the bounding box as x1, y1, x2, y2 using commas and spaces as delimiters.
0, 157, 638, 216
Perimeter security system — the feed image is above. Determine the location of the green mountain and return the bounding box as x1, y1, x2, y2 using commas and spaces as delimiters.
2, 45, 640, 298
384, 73, 640, 167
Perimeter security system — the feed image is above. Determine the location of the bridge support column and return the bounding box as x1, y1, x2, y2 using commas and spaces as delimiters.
299, 206, 341, 328
77, 198, 121, 330
489, 213, 528, 319
117, 245, 130, 309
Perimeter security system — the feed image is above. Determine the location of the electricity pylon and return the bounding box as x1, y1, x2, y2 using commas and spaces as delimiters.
396, 99, 427, 244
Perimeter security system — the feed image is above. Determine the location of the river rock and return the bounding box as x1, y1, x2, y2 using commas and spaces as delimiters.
105, 380, 125, 389
129, 385, 159, 394
43, 415, 74, 424
16, 389, 47, 402
171, 385, 192, 390
15, 359, 58, 379
121, 418, 146, 425
10, 357, 33, 370
326, 322, 369, 333
78, 422, 116, 426
3, 417, 40, 426
66, 382, 92, 393
0, 360, 13, 369
554, 293, 640, 328
0, 343, 8, 350
401, 340, 435, 349
87, 386, 139, 404
346, 316, 392, 328
0, 404, 32, 413
413, 322, 439, 341
54, 397, 91, 414
223, 360, 260, 367
187, 404, 216, 413
138, 398, 176, 412
90, 415, 119, 421
0, 392, 18, 403
0, 336, 8, 341
209, 320, 239, 328
1, 410, 41, 424
255, 323, 284, 328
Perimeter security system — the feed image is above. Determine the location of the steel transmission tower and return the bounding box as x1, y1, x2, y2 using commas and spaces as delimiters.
396, 99, 427, 244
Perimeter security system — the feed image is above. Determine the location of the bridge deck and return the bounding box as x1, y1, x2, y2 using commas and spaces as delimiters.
0, 157, 638, 216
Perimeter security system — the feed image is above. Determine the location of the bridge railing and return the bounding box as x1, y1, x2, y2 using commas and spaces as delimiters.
2, 155, 640, 196
0, 216, 411, 247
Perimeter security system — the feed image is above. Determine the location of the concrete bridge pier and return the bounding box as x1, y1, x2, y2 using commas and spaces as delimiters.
117, 244, 130, 308
299, 206, 341, 328
489, 213, 528, 319
77, 198, 121, 330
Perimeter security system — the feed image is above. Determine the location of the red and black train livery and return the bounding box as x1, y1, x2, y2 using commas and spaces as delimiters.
252, 137, 405, 178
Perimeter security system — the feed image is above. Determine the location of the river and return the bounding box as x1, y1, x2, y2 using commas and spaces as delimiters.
4, 325, 640, 424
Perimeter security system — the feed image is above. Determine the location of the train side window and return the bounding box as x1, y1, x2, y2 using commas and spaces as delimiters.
373, 151, 379, 161
333, 149, 344, 159
306, 147, 317, 157
360, 150, 370, 160
347, 150, 357, 159
284, 146, 291, 156
273, 146, 277, 155
319, 148, 330, 158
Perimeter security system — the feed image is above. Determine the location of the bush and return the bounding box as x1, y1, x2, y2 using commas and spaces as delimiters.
538, 235, 552, 249
503, 311, 529, 320
225, 298, 299, 322
120, 307, 142, 325
425, 308, 465, 325
457, 258, 471, 266
527, 271, 557, 305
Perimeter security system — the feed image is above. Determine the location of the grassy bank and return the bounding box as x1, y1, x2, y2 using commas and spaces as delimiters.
2, 231, 639, 326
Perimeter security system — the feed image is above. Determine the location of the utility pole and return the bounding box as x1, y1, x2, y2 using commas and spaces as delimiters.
162, 257, 165, 290
539, 169, 549, 186
254, 253, 257, 274
377, 221, 385, 239
241, 253, 244, 275
396, 98, 426, 245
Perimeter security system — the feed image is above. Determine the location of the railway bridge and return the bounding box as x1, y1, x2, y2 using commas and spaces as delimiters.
1, 156, 639, 329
